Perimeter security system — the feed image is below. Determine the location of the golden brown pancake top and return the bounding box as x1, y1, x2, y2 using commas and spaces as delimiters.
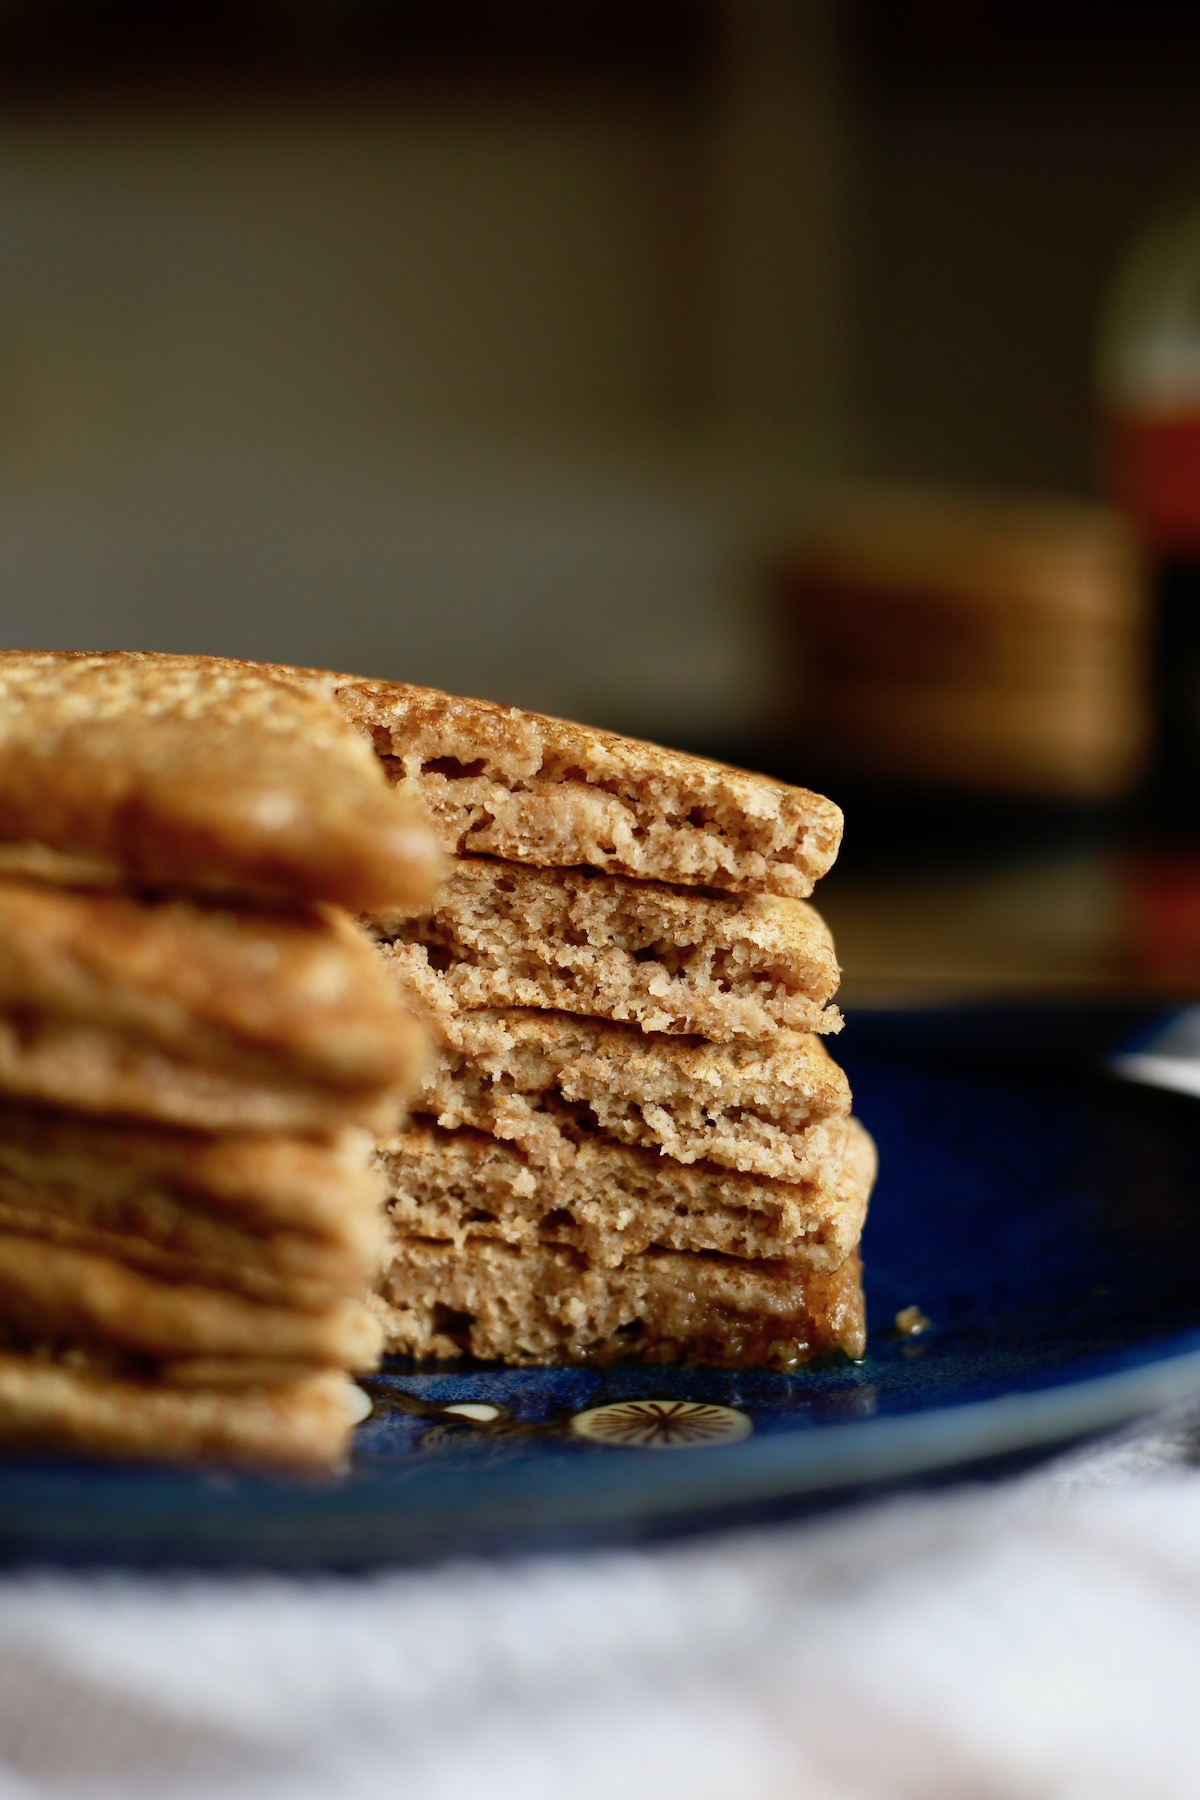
0, 651, 440, 911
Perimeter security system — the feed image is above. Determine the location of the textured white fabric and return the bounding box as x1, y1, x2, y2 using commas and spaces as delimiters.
0, 1406, 1198, 1799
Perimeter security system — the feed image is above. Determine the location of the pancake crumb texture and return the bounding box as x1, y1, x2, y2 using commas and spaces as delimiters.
343, 677, 866, 1377
420, 1010, 850, 1181
378, 1116, 874, 1271
372, 859, 842, 1040
372, 1239, 866, 1368
337, 679, 842, 897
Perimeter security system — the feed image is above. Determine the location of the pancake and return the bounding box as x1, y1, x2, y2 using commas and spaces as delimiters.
419, 1010, 851, 1182
333, 677, 842, 898
0, 1353, 363, 1469
0, 651, 440, 910
378, 1116, 875, 1270
0, 878, 427, 1133
372, 1238, 866, 1368
0, 1232, 382, 1366
0, 1106, 385, 1308
372, 858, 841, 1040
0, 1104, 383, 1238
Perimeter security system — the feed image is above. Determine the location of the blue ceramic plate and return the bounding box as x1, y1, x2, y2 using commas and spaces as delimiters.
3, 1002, 1200, 1569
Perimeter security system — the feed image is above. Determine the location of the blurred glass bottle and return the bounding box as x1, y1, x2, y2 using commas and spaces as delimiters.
1100, 195, 1200, 835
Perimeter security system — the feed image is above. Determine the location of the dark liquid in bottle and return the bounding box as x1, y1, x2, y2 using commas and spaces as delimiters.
1148, 556, 1200, 842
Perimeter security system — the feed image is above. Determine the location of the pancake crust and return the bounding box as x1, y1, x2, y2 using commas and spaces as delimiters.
378, 1117, 874, 1270
0, 879, 427, 1132
420, 1010, 850, 1181
0, 1019, 424, 1135
0, 1104, 383, 1237
0, 651, 440, 910
0, 1195, 368, 1311
372, 1239, 866, 1367
0, 1355, 362, 1469
0, 1106, 385, 1307
335, 677, 842, 897
372, 857, 842, 1040
0, 1233, 382, 1366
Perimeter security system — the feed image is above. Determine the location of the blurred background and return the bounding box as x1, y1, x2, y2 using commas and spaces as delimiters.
6, 0, 1200, 999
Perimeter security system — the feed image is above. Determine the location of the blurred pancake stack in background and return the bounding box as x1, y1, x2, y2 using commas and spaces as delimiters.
771, 492, 1148, 804
0, 652, 438, 1470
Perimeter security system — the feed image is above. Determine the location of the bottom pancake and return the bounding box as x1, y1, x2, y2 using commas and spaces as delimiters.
372, 1238, 865, 1369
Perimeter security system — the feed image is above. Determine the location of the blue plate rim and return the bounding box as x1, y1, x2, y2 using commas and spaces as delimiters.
0, 1325, 1196, 1570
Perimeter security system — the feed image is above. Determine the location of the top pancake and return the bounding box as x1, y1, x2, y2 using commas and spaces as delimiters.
0, 651, 440, 910
333, 678, 842, 898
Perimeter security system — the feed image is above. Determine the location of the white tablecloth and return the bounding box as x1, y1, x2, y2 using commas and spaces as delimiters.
0, 1405, 1198, 1800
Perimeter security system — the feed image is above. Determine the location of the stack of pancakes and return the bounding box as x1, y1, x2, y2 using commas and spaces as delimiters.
340, 681, 875, 1369
0, 653, 437, 1469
